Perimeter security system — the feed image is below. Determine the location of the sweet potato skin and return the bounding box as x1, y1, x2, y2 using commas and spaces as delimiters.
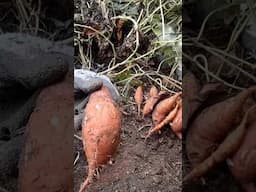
171, 103, 182, 133
152, 92, 181, 125
183, 72, 201, 129
134, 86, 143, 116
186, 87, 256, 166
229, 120, 256, 183
143, 91, 169, 117
149, 85, 158, 97
80, 86, 121, 191
184, 105, 256, 182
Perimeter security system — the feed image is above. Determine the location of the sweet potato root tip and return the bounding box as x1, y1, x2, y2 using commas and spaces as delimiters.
135, 86, 143, 117
80, 86, 121, 190
79, 172, 93, 192
175, 132, 182, 139
184, 105, 256, 183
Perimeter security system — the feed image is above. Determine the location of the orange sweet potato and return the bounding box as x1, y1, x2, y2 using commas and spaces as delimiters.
149, 85, 158, 97
184, 105, 256, 182
171, 101, 182, 139
79, 86, 121, 191
183, 72, 201, 129
146, 99, 180, 139
152, 92, 181, 125
183, 72, 224, 130
134, 86, 143, 116
142, 91, 169, 117
186, 86, 256, 166
229, 114, 256, 188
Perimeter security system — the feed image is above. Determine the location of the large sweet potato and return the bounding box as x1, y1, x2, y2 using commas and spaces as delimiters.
18, 74, 73, 192
80, 86, 121, 191
186, 86, 256, 166
184, 105, 256, 182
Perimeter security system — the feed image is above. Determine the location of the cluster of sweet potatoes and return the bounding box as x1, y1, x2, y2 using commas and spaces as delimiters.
134, 85, 182, 140
184, 71, 256, 191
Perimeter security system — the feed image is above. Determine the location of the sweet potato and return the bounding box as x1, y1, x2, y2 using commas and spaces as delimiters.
18, 74, 73, 192
184, 105, 256, 182
183, 72, 201, 129
186, 86, 256, 166
152, 92, 181, 125
171, 101, 182, 139
142, 91, 169, 117
149, 85, 158, 97
146, 100, 180, 139
134, 86, 143, 116
79, 86, 121, 191
183, 71, 223, 130
229, 113, 256, 186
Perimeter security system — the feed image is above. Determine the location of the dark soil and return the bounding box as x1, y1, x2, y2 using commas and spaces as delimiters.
74, 104, 182, 192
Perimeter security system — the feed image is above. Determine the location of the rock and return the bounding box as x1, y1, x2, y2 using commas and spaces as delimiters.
18, 74, 73, 192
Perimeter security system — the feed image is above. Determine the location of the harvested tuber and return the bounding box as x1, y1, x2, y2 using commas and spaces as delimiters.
134, 85, 143, 117
18, 74, 73, 192
142, 91, 168, 117
183, 72, 224, 130
186, 86, 256, 166
149, 85, 158, 97
171, 100, 182, 139
146, 100, 180, 139
184, 105, 256, 182
229, 111, 256, 189
152, 92, 182, 125
183, 72, 201, 129
79, 86, 121, 192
